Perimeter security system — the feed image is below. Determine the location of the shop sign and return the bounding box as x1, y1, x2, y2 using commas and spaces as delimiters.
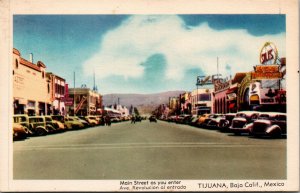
259, 42, 278, 65
214, 80, 230, 92
254, 65, 279, 73
251, 71, 282, 80
252, 64, 282, 80
61, 97, 73, 106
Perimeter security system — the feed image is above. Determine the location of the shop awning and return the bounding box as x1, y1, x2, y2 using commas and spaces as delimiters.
228, 103, 236, 109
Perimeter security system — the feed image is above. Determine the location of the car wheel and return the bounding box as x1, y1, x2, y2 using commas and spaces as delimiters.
36, 128, 46, 136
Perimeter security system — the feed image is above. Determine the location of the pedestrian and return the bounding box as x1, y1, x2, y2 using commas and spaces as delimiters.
105, 116, 111, 126
131, 116, 136, 124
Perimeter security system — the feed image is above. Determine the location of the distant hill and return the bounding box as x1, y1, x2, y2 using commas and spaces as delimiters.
103, 91, 184, 115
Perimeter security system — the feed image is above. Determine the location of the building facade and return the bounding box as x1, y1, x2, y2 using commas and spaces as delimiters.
67, 87, 102, 116
191, 87, 214, 115
13, 48, 51, 115
47, 72, 66, 115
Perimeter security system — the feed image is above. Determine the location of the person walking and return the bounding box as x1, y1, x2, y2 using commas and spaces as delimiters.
131, 116, 136, 124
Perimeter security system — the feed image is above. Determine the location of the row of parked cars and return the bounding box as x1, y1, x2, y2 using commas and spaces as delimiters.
12, 114, 119, 140
165, 111, 287, 138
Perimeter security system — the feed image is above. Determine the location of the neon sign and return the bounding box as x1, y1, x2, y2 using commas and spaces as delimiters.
259, 42, 278, 65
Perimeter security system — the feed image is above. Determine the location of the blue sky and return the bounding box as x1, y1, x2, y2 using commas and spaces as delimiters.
13, 15, 286, 94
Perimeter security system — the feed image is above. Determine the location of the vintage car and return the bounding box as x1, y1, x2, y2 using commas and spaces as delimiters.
64, 116, 85, 129
167, 115, 177, 122
149, 115, 157, 123
69, 116, 89, 128
189, 115, 200, 126
13, 122, 29, 140
84, 116, 99, 126
44, 116, 60, 133
51, 115, 66, 131
229, 111, 260, 135
176, 114, 193, 124
196, 114, 211, 127
13, 114, 31, 134
199, 114, 222, 128
250, 112, 286, 138
218, 113, 237, 132
28, 116, 49, 136
206, 114, 225, 129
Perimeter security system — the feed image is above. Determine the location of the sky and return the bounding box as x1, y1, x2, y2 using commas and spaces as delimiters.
13, 15, 286, 94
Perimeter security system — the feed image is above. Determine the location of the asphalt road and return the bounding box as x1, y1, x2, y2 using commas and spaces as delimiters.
13, 120, 286, 180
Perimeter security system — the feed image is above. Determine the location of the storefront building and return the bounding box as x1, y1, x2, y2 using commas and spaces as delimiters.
226, 73, 247, 113
47, 72, 66, 115
179, 92, 192, 114
191, 88, 214, 115
213, 78, 230, 114
168, 97, 180, 115
67, 87, 102, 116
13, 48, 51, 115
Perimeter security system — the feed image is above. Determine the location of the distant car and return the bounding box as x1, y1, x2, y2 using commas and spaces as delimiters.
135, 116, 142, 122
167, 115, 177, 122
176, 114, 192, 124
64, 117, 85, 129
13, 122, 29, 140
84, 116, 99, 126
229, 111, 260, 135
69, 116, 89, 128
250, 112, 286, 138
149, 116, 157, 122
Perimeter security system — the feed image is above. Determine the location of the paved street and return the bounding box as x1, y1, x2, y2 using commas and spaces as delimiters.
13, 120, 286, 180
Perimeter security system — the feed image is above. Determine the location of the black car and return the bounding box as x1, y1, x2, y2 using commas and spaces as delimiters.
149, 116, 157, 122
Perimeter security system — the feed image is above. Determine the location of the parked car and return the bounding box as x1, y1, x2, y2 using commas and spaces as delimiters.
189, 115, 199, 126
176, 114, 192, 124
13, 122, 29, 140
69, 116, 89, 128
229, 111, 260, 135
28, 116, 49, 136
84, 116, 99, 126
149, 115, 157, 122
200, 114, 222, 128
250, 112, 286, 138
44, 116, 60, 133
13, 114, 32, 135
218, 113, 237, 132
196, 114, 211, 127
167, 115, 177, 122
206, 114, 225, 129
64, 116, 85, 129
51, 115, 67, 131
135, 116, 142, 122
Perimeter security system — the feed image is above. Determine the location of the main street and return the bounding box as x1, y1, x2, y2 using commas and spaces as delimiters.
13, 120, 286, 180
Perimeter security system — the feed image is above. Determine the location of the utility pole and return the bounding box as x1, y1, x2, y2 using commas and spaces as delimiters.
217, 57, 219, 81
73, 71, 75, 116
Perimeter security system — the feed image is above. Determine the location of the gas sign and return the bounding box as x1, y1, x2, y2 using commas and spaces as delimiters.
260, 42, 278, 65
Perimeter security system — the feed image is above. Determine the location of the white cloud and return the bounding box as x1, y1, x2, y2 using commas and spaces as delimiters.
83, 15, 286, 81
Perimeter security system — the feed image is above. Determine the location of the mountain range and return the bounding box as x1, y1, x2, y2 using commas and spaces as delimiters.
103, 90, 184, 115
